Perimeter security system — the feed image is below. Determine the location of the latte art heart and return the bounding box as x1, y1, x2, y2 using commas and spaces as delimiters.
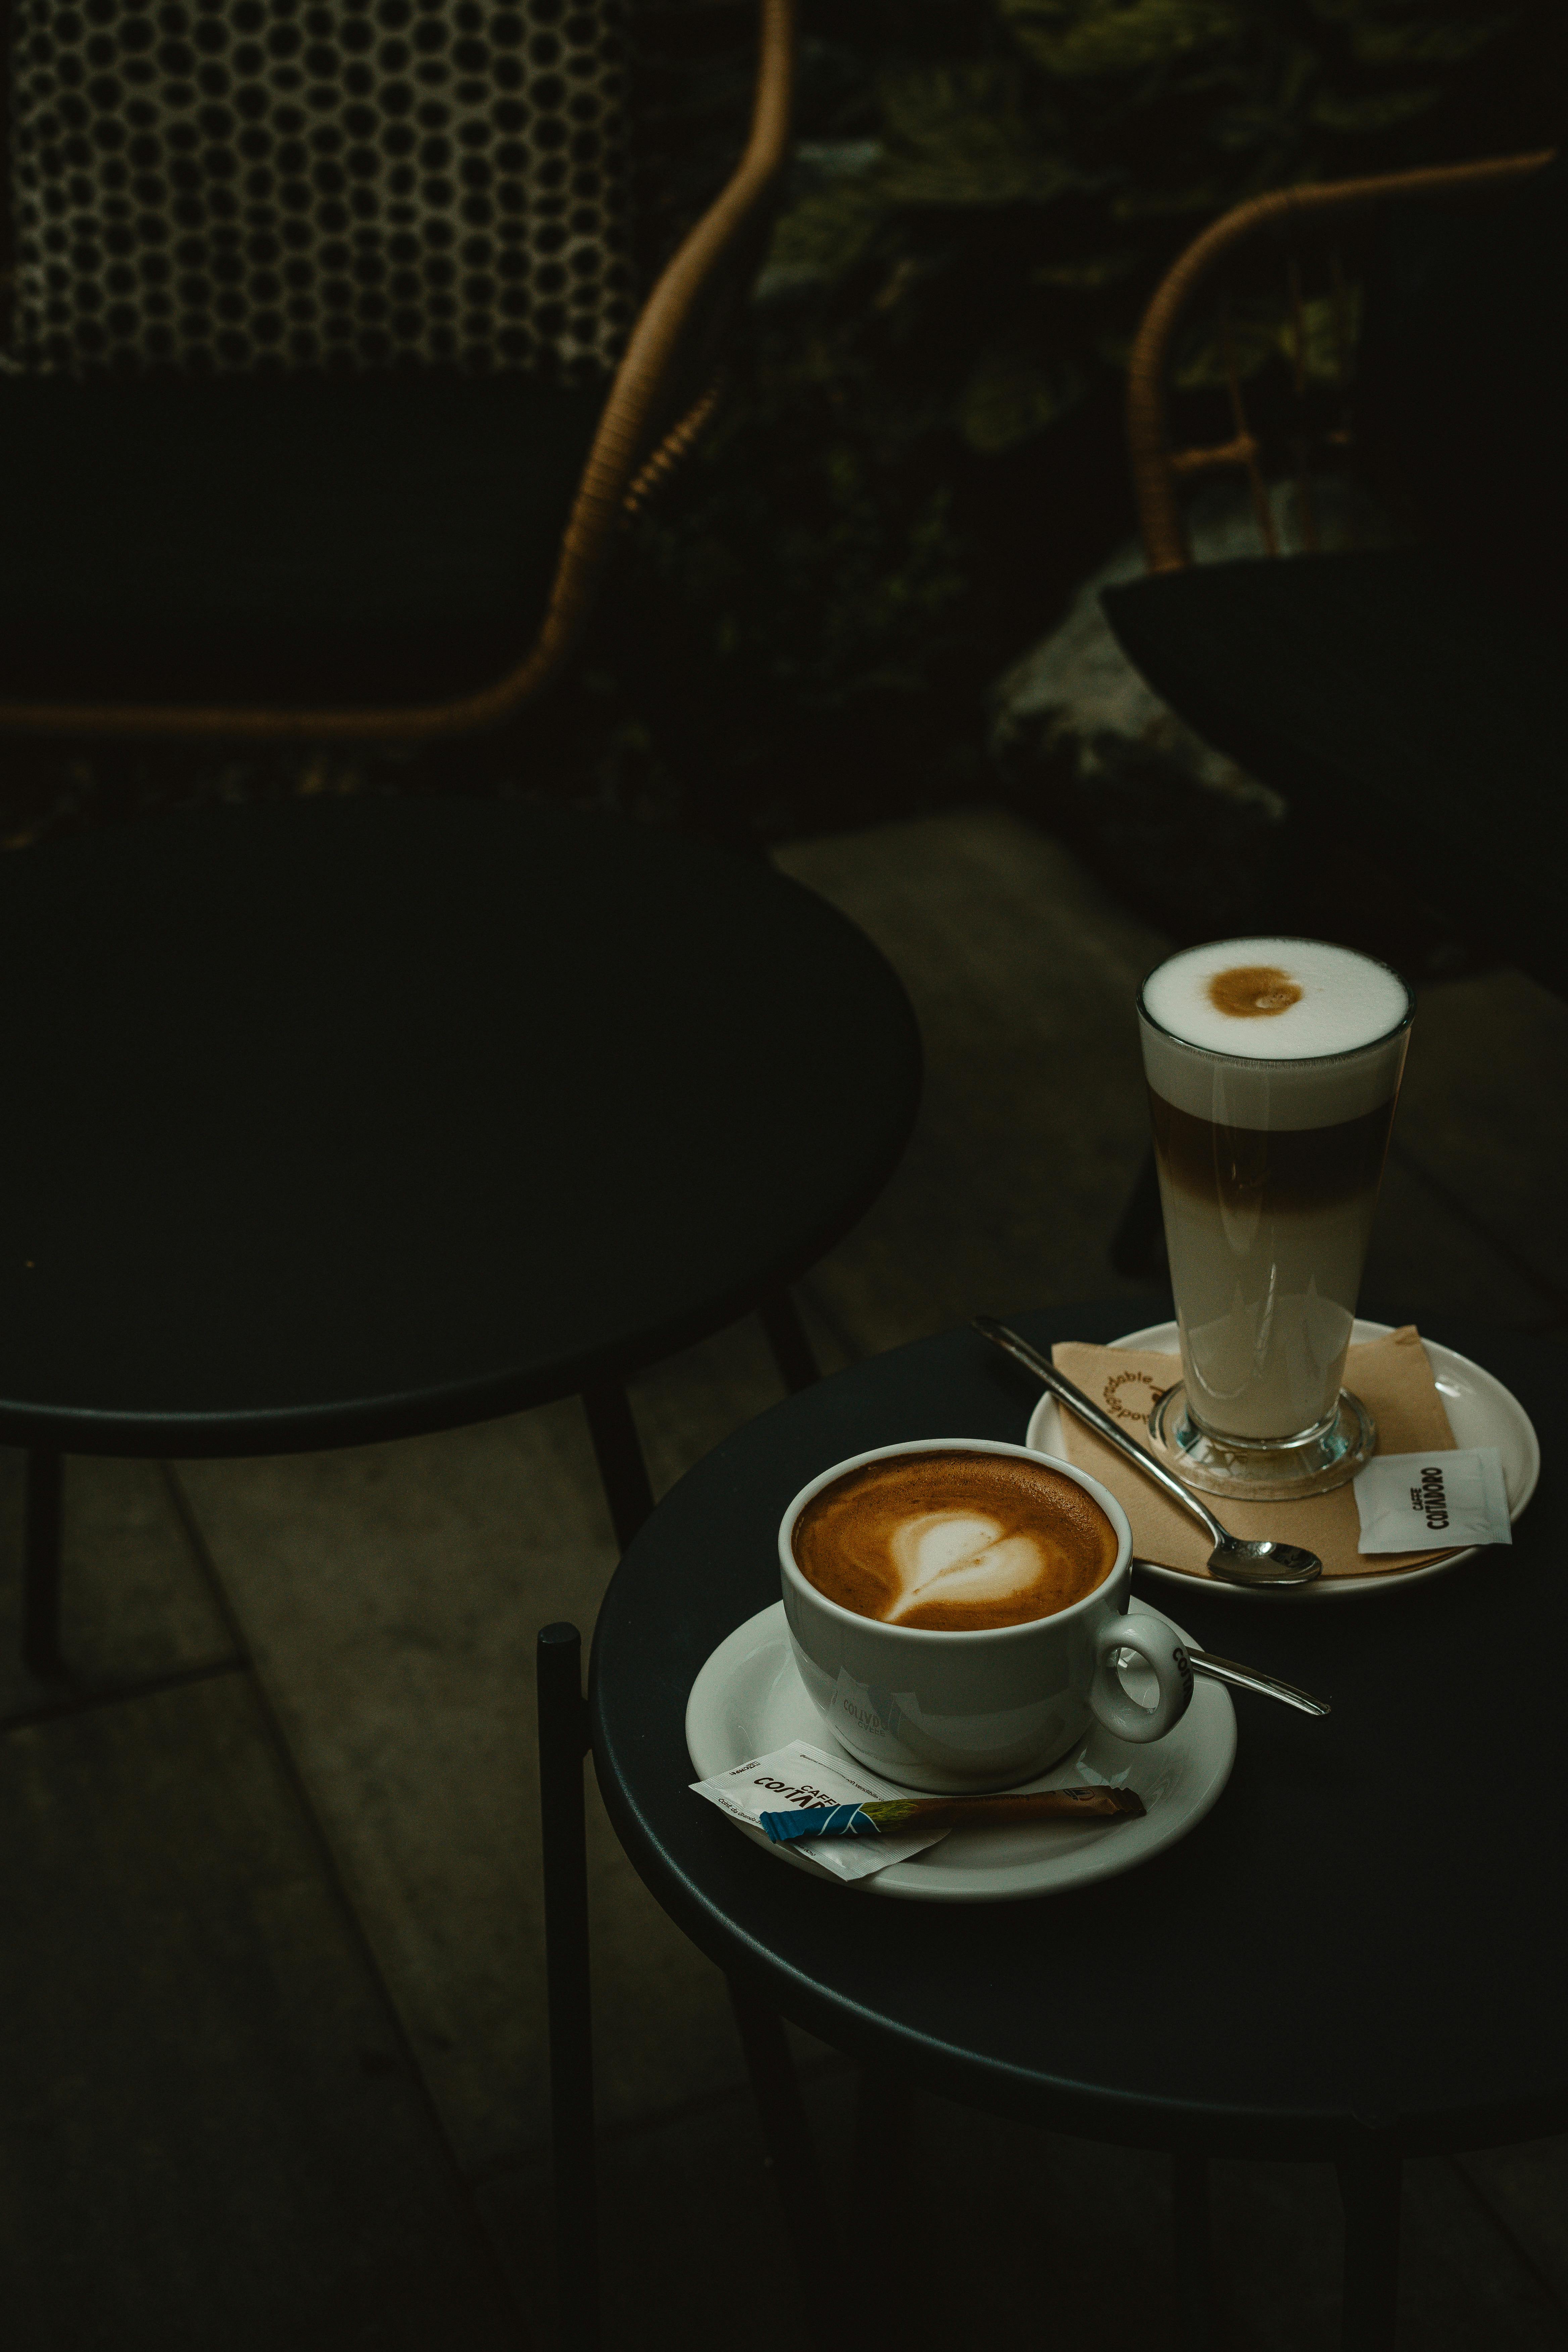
885, 1511, 1048, 1622
793, 1449, 1117, 1632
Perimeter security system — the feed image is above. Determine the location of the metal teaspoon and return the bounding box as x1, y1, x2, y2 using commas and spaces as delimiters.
1171, 1641, 1329, 1716
973, 1317, 1324, 1591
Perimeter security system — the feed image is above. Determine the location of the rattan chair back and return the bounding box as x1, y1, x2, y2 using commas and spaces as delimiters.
1127, 152, 1555, 575
4, 0, 634, 383
0, 0, 794, 742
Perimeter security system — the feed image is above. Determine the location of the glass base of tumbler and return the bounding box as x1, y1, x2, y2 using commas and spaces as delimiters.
1146, 1385, 1376, 1502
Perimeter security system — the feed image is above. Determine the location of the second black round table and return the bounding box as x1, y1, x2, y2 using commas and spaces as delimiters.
0, 793, 920, 1660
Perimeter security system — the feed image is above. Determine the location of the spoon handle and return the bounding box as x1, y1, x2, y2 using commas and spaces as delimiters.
1187, 1650, 1329, 1716
973, 1318, 1228, 1547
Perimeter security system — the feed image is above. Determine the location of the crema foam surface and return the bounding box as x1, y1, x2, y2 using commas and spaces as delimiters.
793, 1450, 1116, 1632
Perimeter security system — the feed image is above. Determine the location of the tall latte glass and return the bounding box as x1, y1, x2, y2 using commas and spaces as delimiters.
1138, 937, 1413, 1500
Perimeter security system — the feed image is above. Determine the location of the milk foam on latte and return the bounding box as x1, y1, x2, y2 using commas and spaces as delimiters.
792, 1450, 1116, 1632
1143, 937, 1409, 1064
1139, 938, 1413, 1442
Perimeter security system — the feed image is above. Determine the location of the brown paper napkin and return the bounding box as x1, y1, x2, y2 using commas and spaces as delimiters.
1050, 1326, 1458, 1580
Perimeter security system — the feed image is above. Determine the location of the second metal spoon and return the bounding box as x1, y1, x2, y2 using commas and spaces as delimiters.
1179, 1645, 1329, 1715
973, 1317, 1323, 1589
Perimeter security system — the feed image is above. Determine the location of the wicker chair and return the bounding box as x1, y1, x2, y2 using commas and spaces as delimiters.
0, 0, 793, 743
1122, 151, 1554, 576
1101, 146, 1565, 1001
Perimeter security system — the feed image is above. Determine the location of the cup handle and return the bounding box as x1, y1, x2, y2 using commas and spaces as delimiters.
1089, 1617, 1193, 1745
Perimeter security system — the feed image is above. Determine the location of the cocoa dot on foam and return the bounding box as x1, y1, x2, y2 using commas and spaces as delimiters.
1207, 964, 1304, 1020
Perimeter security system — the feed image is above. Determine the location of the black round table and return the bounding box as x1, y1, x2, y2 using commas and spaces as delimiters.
555, 1304, 1564, 2350
0, 794, 920, 1665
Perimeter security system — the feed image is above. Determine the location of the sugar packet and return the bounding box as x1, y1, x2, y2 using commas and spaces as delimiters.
1353, 1447, 1511, 1555
690, 1741, 951, 1882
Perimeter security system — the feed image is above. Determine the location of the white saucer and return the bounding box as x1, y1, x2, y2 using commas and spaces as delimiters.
685, 1599, 1236, 1903
1025, 1318, 1541, 1603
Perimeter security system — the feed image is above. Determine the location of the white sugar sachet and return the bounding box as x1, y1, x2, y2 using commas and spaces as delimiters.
1354, 1448, 1511, 1554
690, 1740, 950, 1881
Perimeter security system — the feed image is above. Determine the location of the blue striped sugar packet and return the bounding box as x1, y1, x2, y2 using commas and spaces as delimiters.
761, 1804, 879, 1844
689, 1742, 950, 1882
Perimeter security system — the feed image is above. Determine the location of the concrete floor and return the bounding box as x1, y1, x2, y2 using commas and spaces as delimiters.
3, 806, 1566, 2349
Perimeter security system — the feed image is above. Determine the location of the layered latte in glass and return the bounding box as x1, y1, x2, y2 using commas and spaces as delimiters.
1138, 938, 1413, 1499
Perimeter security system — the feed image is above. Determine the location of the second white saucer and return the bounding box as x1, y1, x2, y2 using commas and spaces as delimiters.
1024, 1318, 1540, 1602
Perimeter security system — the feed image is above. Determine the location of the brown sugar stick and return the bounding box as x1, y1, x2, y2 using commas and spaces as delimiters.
759, 1786, 1145, 1845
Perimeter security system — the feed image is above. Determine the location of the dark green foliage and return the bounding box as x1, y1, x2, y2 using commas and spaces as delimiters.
770, 0, 1525, 455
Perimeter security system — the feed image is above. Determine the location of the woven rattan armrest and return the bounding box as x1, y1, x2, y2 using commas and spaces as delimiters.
1128, 149, 1555, 574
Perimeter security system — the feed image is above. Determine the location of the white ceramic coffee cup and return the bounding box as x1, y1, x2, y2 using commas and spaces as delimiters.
779, 1438, 1193, 1791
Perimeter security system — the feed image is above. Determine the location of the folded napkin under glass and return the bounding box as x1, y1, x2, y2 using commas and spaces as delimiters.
1050, 1324, 1505, 1580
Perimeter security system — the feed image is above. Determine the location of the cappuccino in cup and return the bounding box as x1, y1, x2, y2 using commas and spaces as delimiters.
780, 1440, 1190, 1790
792, 1448, 1117, 1631
1139, 937, 1413, 1497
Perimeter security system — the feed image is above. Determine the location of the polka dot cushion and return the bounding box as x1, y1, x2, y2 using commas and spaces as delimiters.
6, 0, 634, 378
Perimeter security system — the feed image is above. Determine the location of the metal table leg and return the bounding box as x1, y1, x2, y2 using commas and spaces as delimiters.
758, 1286, 821, 1394
538, 1622, 599, 2352
1173, 2152, 1223, 2350
1338, 2143, 1402, 2352
582, 1382, 655, 1553
1109, 1145, 1168, 1281
22, 1448, 65, 1680
727, 1973, 845, 2288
